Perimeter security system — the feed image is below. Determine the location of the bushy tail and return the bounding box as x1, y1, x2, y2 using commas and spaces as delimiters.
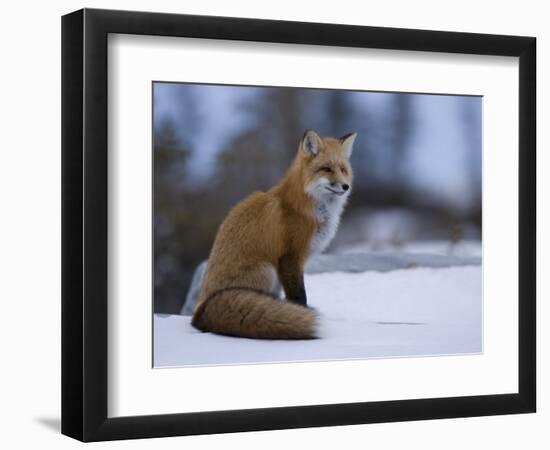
191, 288, 318, 339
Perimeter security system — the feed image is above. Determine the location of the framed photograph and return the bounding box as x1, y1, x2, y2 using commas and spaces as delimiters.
62, 8, 536, 441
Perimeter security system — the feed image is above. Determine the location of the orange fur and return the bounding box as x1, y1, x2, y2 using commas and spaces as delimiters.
192, 130, 355, 339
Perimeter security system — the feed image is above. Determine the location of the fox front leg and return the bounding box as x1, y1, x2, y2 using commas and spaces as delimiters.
278, 254, 307, 306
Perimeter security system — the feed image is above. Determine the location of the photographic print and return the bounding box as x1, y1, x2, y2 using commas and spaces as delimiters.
152, 82, 482, 367
62, 10, 535, 440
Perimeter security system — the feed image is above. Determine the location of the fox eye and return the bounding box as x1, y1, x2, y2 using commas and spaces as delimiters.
320, 166, 332, 173
341, 167, 348, 175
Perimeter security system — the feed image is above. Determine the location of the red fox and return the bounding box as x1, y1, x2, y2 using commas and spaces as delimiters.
192, 130, 356, 339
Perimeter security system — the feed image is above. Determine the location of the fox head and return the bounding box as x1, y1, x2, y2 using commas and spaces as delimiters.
298, 130, 356, 203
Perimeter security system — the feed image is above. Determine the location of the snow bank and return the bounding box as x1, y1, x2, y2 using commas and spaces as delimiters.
155, 266, 482, 367
180, 249, 481, 315
337, 239, 482, 258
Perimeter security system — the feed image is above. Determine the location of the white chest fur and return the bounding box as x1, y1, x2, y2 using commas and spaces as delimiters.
310, 197, 346, 254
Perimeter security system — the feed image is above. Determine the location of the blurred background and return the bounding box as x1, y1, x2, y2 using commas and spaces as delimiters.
153, 82, 482, 314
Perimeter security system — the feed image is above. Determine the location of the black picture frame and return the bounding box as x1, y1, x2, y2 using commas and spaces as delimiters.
62, 8, 536, 442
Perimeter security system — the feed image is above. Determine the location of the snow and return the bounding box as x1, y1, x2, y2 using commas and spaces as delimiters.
154, 265, 481, 367
338, 240, 482, 258
181, 249, 481, 315
305, 251, 480, 274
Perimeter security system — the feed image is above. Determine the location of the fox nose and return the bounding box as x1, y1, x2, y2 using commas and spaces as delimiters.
342, 184, 350, 191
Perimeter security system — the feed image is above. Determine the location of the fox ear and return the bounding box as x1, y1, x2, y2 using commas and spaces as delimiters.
339, 132, 357, 158
301, 130, 322, 157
